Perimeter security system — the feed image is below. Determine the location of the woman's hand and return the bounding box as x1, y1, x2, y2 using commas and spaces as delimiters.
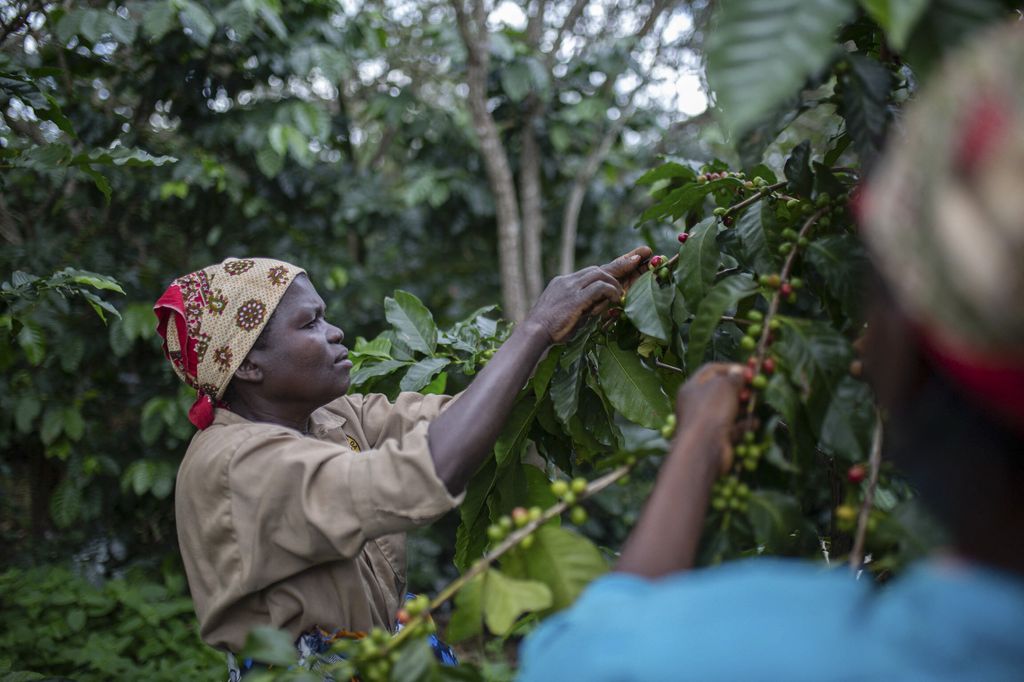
615, 363, 745, 578
526, 246, 652, 344
674, 363, 746, 475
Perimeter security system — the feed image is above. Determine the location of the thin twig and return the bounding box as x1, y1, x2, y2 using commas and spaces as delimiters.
743, 206, 828, 426
849, 414, 883, 573
381, 464, 632, 652
723, 181, 787, 217
654, 358, 683, 373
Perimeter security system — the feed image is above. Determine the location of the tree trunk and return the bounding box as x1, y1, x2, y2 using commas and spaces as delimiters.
558, 119, 621, 274
520, 0, 548, 301
520, 107, 545, 302
453, 0, 530, 322
557, 0, 673, 273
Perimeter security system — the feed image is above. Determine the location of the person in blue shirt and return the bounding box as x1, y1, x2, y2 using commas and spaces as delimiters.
519, 21, 1024, 682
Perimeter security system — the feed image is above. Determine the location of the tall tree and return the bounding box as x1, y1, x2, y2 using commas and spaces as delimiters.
450, 0, 699, 319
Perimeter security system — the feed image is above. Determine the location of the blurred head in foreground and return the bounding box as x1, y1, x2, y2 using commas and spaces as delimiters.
861, 21, 1024, 569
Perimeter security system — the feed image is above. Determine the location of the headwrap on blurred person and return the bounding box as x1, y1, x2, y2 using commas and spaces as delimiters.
153, 257, 305, 429
862, 21, 1024, 433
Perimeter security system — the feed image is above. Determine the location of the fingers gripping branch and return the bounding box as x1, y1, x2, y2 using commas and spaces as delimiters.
529, 247, 649, 343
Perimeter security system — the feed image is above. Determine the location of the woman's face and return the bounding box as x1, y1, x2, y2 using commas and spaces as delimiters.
246, 274, 353, 409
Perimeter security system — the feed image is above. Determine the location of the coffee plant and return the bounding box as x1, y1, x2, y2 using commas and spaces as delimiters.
4, 1, 1016, 680
235, 1, 1020, 679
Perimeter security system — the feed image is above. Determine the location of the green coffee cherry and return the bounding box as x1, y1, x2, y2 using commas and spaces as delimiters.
570, 506, 588, 525
571, 477, 587, 495
550, 480, 569, 497
487, 524, 505, 542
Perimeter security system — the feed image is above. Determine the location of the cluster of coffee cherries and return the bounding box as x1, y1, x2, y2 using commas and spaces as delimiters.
757, 272, 804, 305
660, 413, 676, 439
834, 463, 879, 533
733, 428, 770, 472
696, 170, 770, 191
551, 477, 590, 526
711, 474, 750, 512
737, 308, 780, 355
647, 253, 672, 282
487, 505, 544, 548
352, 628, 396, 681
352, 594, 439, 680
739, 352, 775, 404
784, 191, 843, 225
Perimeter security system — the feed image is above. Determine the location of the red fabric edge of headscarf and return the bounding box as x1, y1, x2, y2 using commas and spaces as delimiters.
154, 283, 211, 429
918, 327, 1024, 435
856, 181, 1024, 434
154, 284, 184, 359
188, 394, 216, 430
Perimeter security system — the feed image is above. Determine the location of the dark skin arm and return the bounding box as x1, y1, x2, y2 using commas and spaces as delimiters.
428, 246, 652, 495
616, 363, 744, 577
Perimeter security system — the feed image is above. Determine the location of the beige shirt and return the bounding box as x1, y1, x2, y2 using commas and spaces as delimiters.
174, 392, 462, 652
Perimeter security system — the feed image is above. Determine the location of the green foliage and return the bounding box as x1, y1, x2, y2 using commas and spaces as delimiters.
706, 0, 858, 135
1, 0, 670, 575
1, 0, 1015, 679
0, 565, 222, 680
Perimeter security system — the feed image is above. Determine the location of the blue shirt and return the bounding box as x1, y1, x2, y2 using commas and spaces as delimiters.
518, 559, 1024, 681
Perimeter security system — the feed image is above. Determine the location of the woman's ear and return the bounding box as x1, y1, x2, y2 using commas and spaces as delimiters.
233, 357, 263, 385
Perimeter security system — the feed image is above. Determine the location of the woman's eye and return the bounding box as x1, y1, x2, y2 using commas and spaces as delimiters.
305, 318, 318, 328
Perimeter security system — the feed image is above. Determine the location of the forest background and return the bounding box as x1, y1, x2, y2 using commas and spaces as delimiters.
1, 0, 1019, 680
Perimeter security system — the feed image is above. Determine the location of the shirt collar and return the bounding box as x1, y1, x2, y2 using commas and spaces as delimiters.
306, 405, 348, 438
210, 405, 347, 437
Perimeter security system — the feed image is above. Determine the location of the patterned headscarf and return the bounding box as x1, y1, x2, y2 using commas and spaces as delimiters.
154, 257, 305, 429
862, 21, 1024, 430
